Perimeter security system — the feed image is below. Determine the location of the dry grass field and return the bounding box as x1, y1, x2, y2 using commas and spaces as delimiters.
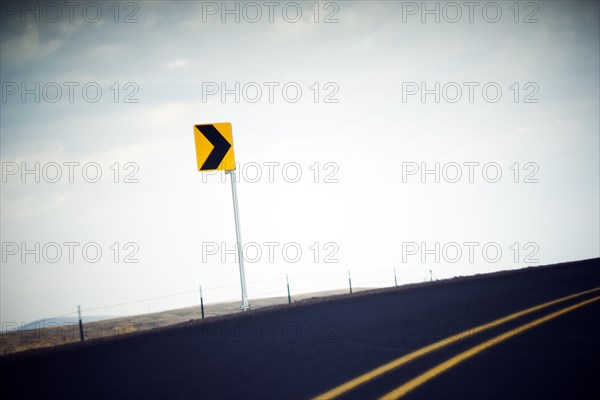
1, 288, 368, 356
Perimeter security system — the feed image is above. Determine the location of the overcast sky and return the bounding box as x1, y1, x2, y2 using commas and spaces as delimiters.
1, 1, 598, 327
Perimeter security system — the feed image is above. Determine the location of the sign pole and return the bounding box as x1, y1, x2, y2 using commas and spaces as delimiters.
194, 122, 248, 311
228, 169, 250, 311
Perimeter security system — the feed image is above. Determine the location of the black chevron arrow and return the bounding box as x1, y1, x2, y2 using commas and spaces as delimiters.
196, 124, 232, 170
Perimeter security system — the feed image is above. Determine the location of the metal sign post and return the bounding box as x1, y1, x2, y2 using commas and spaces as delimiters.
228, 169, 250, 311
194, 122, 250, 311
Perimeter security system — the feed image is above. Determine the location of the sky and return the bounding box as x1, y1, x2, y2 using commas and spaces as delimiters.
1, 0, 599, 328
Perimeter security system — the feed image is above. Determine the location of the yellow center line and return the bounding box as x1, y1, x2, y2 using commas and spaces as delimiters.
380, 295, 600, 400
313, 287, 600, 400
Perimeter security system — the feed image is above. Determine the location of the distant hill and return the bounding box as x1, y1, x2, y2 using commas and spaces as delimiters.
1, 288, 369, 355
20, 316, 116, 331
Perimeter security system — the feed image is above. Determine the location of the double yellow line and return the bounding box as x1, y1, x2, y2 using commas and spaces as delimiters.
314, 287, 600, 400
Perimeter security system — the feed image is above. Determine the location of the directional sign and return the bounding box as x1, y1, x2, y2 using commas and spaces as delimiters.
193, 123, 236, 171
192, 121, 249, 310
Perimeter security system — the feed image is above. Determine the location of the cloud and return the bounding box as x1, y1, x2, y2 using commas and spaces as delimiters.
0, 24, 62, 68
3, 193, 69, 219
166, 58, 190, 70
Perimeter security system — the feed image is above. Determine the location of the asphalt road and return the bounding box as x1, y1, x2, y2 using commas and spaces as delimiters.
1, 258, 599, 399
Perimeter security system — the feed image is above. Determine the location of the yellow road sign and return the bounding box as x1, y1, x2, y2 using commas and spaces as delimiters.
193, 122, 236, 172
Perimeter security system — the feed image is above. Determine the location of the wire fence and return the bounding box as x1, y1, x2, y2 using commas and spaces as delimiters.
2, 267, 436, 334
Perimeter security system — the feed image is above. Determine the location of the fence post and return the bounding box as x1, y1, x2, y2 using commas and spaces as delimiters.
199, 286, 205, 319
348, 270, 353, 294
286, 274, 291, 304
77, 305, 84, 342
